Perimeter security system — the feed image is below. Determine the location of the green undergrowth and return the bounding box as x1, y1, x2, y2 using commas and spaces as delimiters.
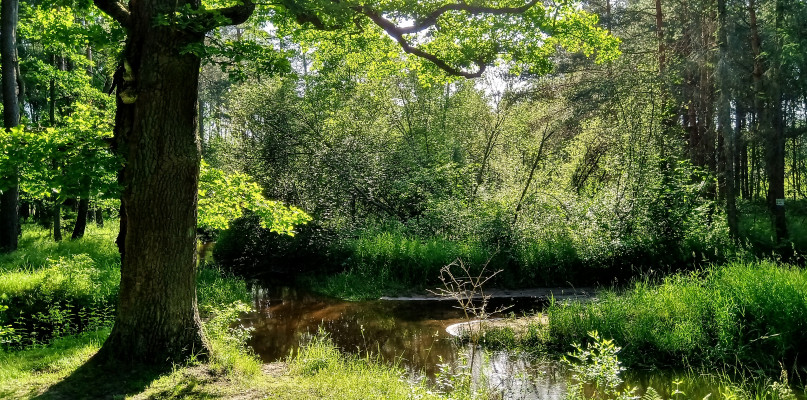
296, 218, 747, 300
298, 230, 492, 300
738, 200, 807, 258
562, 331, 801, 400
0, 222, 466, 399
490, 261, 807, 377
0, 223, 121, 348
284, 331, 451, 400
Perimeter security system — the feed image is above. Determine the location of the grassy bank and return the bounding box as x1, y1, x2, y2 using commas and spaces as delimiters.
473, 261, 807, 378
0, 223, 462, 399
546, 261, 807, 372
213, 199, 743, 299
0, 328, 451, 399
300, 226, 742, 300
212, 199, 807, 301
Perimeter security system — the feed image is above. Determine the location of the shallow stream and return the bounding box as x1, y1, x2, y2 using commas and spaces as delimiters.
240, 284, 731, 399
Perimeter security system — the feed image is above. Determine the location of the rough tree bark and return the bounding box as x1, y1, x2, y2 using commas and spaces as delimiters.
92, 0, 255, 363
0, 0, 20, 253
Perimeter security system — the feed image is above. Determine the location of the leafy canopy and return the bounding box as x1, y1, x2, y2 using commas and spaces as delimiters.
187, 0, 620, 85
198, 161, 312, 233
0, 105, 118, 203
263, 0, 620, 78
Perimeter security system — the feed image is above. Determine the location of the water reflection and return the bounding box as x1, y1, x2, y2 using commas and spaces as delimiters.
242, 284, 546, 376
241, 284, 735, 399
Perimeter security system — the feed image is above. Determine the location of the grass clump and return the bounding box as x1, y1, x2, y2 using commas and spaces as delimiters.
0, 224, 121, 348
308, 229, 493, 299
544, 261, 807, 373
287, 331, 447, 400
563, 331, 801, 400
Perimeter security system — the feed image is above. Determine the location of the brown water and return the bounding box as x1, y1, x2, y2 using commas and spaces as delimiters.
240, 284, 755, 399
241, 285, 547, 375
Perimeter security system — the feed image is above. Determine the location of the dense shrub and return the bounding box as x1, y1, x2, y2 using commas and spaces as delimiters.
213, 212, 345, 277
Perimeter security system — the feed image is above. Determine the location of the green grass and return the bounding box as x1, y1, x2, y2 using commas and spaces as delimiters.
285, 332, 448, 400
0, 223, 119, 273
0, 224, 121, 347
542, 261, 807, 373
306, 229, 493, 300
0, 221, 465, 400
737, 199, 807, 257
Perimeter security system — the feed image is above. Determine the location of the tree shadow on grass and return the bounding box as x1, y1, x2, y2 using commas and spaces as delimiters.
32, 354, 172, 400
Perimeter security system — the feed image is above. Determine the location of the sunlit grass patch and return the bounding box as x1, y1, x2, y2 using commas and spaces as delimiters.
0, 329, 108, 398
544, 261, 807, 373
0, 223, 119, 273
287, 331, 446, 400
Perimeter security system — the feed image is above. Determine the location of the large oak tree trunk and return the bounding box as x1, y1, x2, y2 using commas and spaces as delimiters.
95, 0, 210, 363
0, 0, 20, 253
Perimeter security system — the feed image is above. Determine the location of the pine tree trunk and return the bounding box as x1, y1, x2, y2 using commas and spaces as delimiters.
717, 0, 738, 238
767, 0, 786, 241
750, 0, 787, 241
0, 0, 20, 253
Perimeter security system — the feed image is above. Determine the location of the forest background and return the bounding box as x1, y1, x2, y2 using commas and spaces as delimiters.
0, 0, 806, 395
0, 0, 805, 294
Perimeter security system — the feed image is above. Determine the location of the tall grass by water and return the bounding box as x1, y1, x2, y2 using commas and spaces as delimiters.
309, 229, 493, 299
306, 225, 743, 300
545, 261, 807, 373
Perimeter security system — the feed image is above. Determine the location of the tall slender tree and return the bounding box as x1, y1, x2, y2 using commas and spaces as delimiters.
0, 0, 21, 253
717, 0, 738, 238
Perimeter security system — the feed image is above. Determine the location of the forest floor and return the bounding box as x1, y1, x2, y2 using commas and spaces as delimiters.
1, 328, 451, 400
0, 224, 454, 400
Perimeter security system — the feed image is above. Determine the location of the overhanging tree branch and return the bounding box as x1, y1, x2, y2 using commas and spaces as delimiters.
211, 0, 256, 27
396, 0, 541, 34
188, 0, 256, 33
93, 0, 130, 28
354, 0, 544, 78
359, 7, 487, 78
